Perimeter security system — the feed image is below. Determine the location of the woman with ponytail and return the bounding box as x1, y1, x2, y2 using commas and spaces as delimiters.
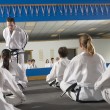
60, 33, 106, 102
0, 49, 26, 107
1, 49, 28, 89
0, 51, 26, 110
2, 49, 11, 70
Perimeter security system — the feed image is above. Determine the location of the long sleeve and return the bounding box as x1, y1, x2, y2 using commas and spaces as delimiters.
63, 56, 82, 84
10, 62, 28, 83
95, 65, 110, 90
2, 68, 26, 101
0, 69, 5, 91
46, 63, 57, 82
21, 29, 28, 49
3, 30, 5, 39
56, 61, 66, 82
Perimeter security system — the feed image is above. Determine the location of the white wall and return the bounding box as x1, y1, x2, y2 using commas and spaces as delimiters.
93, 39, 110, 63
0, 39, 110, 67
25, 39, 79, 67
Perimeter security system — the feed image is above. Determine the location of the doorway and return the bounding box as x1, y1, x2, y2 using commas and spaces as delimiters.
67, 48, 77, 60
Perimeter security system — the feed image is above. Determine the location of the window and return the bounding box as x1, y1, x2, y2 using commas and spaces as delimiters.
24, 50, 33, 63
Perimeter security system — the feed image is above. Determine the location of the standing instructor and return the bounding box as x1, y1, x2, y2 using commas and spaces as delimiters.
3, 17, 28, 70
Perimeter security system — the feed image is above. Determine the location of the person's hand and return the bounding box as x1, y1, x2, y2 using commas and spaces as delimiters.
21, 94, 26, 102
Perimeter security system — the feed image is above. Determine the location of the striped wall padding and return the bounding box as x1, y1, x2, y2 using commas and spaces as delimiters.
26, 64, 110, 81
26, 67, 52, 80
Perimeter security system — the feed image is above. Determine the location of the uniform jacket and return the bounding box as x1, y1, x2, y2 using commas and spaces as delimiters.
61, 52, 106, 101
3, 26, 28, 50
46, 57, 70, 83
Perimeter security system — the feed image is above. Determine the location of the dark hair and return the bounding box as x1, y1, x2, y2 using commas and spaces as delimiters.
27, 59, 31, 62
58, 47, 68, 58
79, 33, 95, 56
56, 57, 59, 61
51, 58, 54, 60
1, 49, 11, 70
31, 59, 35, 62
7, 17, 15, 23
46, 59, 49, 63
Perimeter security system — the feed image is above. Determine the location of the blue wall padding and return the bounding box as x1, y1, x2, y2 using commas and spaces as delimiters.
26, 67, 52, 76
26, 63, 110, 77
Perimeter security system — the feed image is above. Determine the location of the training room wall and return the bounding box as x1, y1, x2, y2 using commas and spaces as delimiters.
93, 39, 110, 63
25, 39, 79, 67
0, 39, 110, 67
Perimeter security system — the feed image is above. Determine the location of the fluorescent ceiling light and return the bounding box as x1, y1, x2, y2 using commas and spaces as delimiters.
102, 33, 110, 36
16, 22, 25, 26
25, 22, 36, 26
88, 28, 96, 31
101, 21, 110, 25
57, 29, 65, 32
102, 36, 110, 38
97, 33, 104, 35
78, 33, 86, 35
51, 34, 58, 37
24, 30, 32, 33
65, 21, 76, 26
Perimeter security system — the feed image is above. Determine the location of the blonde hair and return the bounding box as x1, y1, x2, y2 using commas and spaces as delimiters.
79, 34, 95, 56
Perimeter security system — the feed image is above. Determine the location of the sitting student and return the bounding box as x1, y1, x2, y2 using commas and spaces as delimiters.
50, 58, 54, 67
25, 59, 32, 69
45, 59, 50, 67
0, 49, 28, 91
55, 57, 60, 62
60, 34, 106, 102
30, 59, 37, 68
0, 67, 25, 109
95, 64, 110, 104
46, 47, 70, 87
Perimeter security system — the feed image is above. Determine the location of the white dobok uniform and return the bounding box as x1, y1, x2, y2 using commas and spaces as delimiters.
25, 64, 31, 69
30, 64, 37, 69
0, 61, 28, 89
0, 68, 25, 110
3, 26, 28, 69
45, 63, 51, 68
95, 65, 110, 104
46, 58, 70, 84
9, 61, 28, 88
60, 52, 106, 102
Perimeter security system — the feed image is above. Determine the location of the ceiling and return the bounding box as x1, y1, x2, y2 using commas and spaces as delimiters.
0, 20, 110, 42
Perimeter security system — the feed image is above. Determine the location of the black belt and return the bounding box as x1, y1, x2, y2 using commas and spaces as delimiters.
10, 49, 24, 63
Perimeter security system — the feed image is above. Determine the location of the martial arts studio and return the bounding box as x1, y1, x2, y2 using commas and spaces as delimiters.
1, 0, 110, 110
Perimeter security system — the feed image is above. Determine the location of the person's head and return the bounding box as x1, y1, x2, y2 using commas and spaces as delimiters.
31, 59, 35, 64
6, 17, 15, 31
58, 47, 68, 58
27, 59, 31, 65
1, 49, 11, 70
46, 59, 49, 63
79, 33, 95, 56
56, 57, 60, 61
51, 58, 54, 63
